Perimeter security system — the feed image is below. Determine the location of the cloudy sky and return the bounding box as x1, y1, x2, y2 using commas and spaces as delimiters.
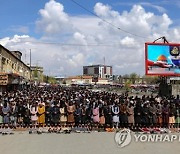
0, 0, 180, 76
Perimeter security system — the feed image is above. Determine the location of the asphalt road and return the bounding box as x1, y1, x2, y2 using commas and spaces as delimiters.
0, 132, 179, 154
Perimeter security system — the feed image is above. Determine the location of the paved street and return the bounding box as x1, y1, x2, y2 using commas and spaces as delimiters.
0, 132, 180, 154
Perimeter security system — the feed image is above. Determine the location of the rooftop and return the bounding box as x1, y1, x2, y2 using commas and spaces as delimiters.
66, 75, 108, 80
83, 64, 112, 67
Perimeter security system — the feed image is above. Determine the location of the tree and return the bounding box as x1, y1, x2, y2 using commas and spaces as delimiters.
129, 73, 138, 84
124, 80, 131, 91
47, 76, 57, 84
142, 75, 159, 84
33, 68, 38, 78
122, 74, 130, 79
122, 74, 130, 83
43, 75, 47, 83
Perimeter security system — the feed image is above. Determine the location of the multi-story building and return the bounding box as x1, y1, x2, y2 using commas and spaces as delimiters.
0, 44, 31, 92
83, 64, 112, 78
31, 66, 44, 83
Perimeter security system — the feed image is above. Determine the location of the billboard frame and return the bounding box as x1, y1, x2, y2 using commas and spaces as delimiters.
145, 42, 180, 76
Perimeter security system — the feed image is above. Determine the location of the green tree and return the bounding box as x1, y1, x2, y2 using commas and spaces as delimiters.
122, 74, 130, 83
129, 73, 138, 84
43, 75, 47, 82
33, 69, 38, 78
122, 74, 129, 78
142, 75, 159, 84
47, 76, 57, 84
124, 80, 131, 91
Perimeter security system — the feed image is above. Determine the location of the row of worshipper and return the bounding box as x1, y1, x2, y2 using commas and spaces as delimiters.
0, 86, 179, 128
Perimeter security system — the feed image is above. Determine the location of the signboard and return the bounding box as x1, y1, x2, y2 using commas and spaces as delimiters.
145, 43, 180, 76
0, 74, 8, 85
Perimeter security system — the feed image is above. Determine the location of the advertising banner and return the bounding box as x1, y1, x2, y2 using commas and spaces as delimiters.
145, 43, 180, 76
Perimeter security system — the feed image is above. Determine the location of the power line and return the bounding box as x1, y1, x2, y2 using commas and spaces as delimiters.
1, 37, 148, 47
1, 39, 148, 47
16, 40, 119, 47
69, 0, 149, 39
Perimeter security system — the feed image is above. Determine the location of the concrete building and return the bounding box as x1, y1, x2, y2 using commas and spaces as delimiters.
31, 66, 44, 83
83, 64, 112, 78
54, 76, 66, 85
65, 75, 110, 85
0, 44, 31, 92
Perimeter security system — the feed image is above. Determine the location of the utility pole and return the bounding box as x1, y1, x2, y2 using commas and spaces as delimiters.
25, 50, 27, 64
103, 56, 105, 66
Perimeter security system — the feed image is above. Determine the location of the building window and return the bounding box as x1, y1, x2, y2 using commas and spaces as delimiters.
94, 67, 99, 74
2, 57, 6, 64
83, 68, 88, 74
104, 66, 106, 74
110, 67, 112, 75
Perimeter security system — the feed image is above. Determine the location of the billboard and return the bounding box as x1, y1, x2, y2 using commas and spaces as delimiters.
145, 43, 180, 76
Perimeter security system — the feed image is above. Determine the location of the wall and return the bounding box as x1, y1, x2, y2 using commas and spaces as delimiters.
172, 84, 180, 96
0, 46, 30, 80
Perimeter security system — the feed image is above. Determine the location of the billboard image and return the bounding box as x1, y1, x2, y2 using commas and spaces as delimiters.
145, 43, 180, 76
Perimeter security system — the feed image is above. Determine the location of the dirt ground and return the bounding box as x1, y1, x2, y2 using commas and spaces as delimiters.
0, 132, 179, 154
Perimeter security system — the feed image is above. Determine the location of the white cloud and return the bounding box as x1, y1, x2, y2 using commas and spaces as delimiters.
71, 16, 101, 36
139, 2, 166, 13
36, 0, 72, 35
172, 28, 180, 40
120, 37, 136, 46
73, 32, 86, 45
94, 3, 119, 17
0, 35, 30, 46
114, 2, 166, 13
1, 0, 180, 76
0, 37, 11, 46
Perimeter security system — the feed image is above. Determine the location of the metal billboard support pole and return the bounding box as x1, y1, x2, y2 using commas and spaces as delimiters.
153, 37, 171, 97
153, 36, 169, 43
177, 109, 180, 131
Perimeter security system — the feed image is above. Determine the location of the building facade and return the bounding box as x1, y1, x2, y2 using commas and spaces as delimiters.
0, 44, 31, 92
65, 75, 110, 85
83, 64, 112, 78
31, 66, 44, 83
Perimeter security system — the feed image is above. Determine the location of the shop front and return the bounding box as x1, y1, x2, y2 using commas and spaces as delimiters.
0, 73, 23, 93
